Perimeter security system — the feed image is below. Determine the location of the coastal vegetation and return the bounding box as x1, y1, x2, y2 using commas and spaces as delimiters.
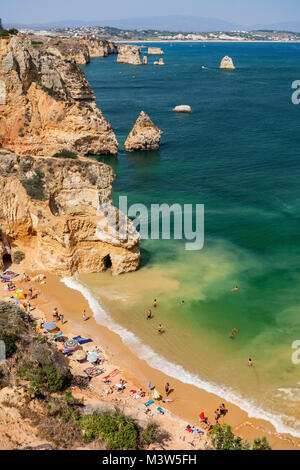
207, 424, 271, 450
13, 251, 25, 264
0, 301, 164, 450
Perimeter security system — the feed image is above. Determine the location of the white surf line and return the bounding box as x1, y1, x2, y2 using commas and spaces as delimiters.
62, 276, 300, 439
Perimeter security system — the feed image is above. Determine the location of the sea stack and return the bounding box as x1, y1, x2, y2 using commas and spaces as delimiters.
148, 47, 164, 55
220, 56, 235, 70
124, 111, 163, 151
117, 44, 142, 65
172, 105, 192, 113
154, 58, 165, 66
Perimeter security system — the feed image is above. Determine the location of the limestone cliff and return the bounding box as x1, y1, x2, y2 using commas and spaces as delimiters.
220, 56, 235, 70
0, 151, 140, 275
43, 39, 91, 65
117, 44, 141, 65
154, 58, 165, 66
82, 39, 117, 57
124, 111, 163, 151
0, 35, 118, 157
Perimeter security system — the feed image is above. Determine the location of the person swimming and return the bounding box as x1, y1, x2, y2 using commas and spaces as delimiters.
231, 286, 239, 291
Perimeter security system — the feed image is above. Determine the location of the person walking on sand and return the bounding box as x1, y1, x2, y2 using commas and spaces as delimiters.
53, 308, 59, 322
60, 313, 64, 324
157, 324, 163, 335
83, 310, 86, 321
28, 287, 33, 300
214, 409, 220, 424
248, 358, 253, 367
219, 403, 227, 417
147, 309, 152, 320
165, 382, 170, 396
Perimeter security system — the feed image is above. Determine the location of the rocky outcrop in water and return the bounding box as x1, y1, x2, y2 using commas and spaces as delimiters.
172, 105, 192, 113
0, 35, 118, 157
82, 39, 117, 57
124, 111, 162, 151
117, 44, 141, 65
148, 47, 164, 55
142, 56, 148, 65
0, 150, 140, 275
154, 58, 165, 66
220, 56, 235, 70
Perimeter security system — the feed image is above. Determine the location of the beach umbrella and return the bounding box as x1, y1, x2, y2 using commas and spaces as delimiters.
43, 322, 57, 332
73, 350, 87, 362
50, 331, 63, 338
152, 389, 161, 400
63, 339, 79, 352
15, 289, 25, 300
87, 351, 98, 363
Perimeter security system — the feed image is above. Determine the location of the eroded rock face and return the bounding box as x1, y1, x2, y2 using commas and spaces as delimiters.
82, 39, 118, 57
124, 111, 163, 151
0, 35, 118, 157
117, 44, 141, 65
220, 56, 235, 70
0, 151, 140, 275
42, 39, 91, 65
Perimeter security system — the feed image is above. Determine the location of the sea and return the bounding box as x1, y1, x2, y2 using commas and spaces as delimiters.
64, 42, 300, 437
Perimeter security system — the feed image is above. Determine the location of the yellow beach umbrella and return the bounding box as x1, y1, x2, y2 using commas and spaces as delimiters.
152, 389, 161, 400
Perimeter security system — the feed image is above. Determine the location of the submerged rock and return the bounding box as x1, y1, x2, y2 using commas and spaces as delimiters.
124, 111, 163, 151
172, 105, 192, 113
220, 56, 235, 70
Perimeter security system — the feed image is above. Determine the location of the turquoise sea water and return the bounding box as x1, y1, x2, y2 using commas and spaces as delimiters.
80, 43, 300, 435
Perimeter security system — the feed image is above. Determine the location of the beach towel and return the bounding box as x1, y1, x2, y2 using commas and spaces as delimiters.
157, 407, 165, 415
186, 425, 204, 435
104, 369, 120, 380
144, 400, 154, 407
84, 367, 102, 378
73, 336, 93, 345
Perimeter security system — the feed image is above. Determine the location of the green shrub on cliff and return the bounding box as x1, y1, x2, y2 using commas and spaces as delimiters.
13, 251, 25, 264
207, 424, 271, 450
21, 170, 45, 201
52, 149, 78, 160
81, 409, 139, 450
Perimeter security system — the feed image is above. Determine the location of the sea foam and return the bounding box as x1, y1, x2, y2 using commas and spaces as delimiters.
62, 276, 300, 439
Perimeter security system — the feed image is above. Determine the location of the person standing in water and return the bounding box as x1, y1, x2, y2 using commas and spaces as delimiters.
248, 358, 253, 367
147, 309, 152, 320
157, 324, 163, 335
153, 299, 157, 308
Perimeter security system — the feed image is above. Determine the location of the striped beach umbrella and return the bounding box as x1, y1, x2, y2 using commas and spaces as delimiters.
63, 339, 79, 352
73, 350, 87, 362
43, 322, 57, 332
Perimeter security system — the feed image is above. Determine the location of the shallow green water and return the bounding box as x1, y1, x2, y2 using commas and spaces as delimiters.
79, 42, 300, 434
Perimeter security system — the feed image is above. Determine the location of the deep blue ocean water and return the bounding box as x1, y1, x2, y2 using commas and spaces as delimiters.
81, 42, 300, 435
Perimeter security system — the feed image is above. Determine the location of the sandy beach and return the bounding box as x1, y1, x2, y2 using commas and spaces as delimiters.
2, 265, 300, 451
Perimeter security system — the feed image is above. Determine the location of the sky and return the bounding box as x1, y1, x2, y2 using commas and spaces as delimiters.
1, 0, 300, 25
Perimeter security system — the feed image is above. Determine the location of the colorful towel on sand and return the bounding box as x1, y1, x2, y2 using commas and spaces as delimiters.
84, 367, 102, 378
104, 369, 120, 380
144, 400, 154, 407
186, 425, 204, 435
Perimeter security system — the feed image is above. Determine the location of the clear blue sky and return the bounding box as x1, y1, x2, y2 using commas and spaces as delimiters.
2, 0, 300, 25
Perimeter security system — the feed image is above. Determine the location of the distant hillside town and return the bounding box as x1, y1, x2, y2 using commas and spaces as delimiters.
12, 24, 300, 42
